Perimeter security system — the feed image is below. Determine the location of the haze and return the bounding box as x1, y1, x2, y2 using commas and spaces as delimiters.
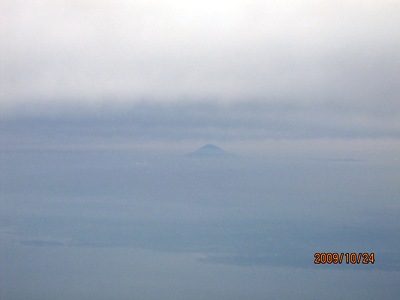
1, 1, 400, 299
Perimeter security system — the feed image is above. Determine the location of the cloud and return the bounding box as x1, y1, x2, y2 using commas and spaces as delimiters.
1, 1, 399, 157
1, 0, 399, 112
2, 101, 399, 153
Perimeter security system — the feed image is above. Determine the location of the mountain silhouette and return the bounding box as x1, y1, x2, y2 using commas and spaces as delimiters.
185, 144, 234, 158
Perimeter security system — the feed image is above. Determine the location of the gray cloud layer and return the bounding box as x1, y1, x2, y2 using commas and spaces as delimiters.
2, 101, 399, 153
1, 1, 399, 157
1, 0, 400, 113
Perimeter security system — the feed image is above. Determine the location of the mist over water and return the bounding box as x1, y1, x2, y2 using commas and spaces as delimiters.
1, 145, 399, 299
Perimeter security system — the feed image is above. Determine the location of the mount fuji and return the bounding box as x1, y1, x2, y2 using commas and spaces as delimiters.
185, 144, 235, 158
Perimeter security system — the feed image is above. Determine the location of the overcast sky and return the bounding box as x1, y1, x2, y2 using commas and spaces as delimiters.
2, 0, 399, 107
1, 0, 400, 153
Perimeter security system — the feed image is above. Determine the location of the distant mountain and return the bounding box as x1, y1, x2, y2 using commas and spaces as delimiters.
185, 144, 234, 158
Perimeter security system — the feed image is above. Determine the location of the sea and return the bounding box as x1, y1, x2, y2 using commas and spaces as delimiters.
1, 147, 399, 299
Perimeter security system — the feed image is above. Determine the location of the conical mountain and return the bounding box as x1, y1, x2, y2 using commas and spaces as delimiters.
185, 144, 234, 157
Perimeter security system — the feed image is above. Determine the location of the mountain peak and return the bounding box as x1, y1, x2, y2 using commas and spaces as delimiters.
199, 144, 223, 151
185, 144, 234, 158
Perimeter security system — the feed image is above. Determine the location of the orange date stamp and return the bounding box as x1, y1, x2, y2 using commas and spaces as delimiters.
314, 252, 375, 264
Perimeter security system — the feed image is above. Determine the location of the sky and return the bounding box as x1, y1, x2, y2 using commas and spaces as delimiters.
1, 0, 400, 156
1, 0, 399, 109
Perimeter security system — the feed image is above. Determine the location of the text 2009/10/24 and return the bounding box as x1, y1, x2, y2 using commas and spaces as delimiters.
314, 253, 375, 264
